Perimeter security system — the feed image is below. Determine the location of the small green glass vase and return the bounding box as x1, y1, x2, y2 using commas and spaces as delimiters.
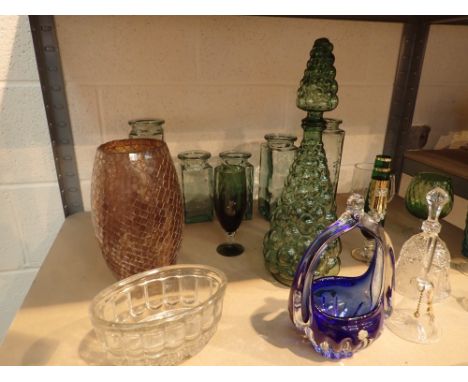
258, 133, 298, 220
322, 118, 345, 209
128, 118, 165, 141
405, 172, 454, 220
263, 38, 340, 286
178, 150, 214, 224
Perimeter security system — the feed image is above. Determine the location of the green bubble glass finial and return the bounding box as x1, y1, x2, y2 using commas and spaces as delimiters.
263, 37, 341, 286
296, 37, 339, 114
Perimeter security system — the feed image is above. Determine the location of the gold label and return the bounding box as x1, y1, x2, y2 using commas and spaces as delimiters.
367, 179, 390, 217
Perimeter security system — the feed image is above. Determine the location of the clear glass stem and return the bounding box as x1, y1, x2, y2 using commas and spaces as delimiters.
351, 237, 375, 263
364, 238, 375, 254
227, 231, 236, 244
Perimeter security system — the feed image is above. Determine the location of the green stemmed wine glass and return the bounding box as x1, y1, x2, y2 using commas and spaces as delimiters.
214, 152, 248, 256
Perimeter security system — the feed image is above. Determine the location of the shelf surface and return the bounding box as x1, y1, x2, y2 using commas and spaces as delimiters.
0, 194, 467, 365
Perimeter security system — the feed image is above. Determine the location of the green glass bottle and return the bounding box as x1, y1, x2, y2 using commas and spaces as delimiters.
263, 38, 340, 286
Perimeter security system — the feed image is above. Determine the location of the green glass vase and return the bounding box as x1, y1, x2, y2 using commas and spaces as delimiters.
263, 38, 340, 286
128, 118, 165, 141
178, 150, 214, 224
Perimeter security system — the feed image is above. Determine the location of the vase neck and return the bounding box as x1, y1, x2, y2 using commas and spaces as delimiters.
301, 112, 325, 133
301, 113, 325, 143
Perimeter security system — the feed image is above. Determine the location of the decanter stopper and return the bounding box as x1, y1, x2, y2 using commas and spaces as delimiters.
297, 38, 339, 112
421, 187, 449, 235
296, 37, 339, 126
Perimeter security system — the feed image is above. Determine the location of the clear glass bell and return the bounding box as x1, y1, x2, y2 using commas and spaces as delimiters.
395, 187, 451, 302
386, 187, 451, 344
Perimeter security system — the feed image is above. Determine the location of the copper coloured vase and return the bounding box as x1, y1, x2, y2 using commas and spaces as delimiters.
91, 139, 183, 279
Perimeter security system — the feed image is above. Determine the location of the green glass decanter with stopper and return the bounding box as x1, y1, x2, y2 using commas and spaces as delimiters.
263, 38, 340, 286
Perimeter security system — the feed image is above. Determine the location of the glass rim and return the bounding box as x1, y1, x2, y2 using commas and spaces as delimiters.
219, 150, 252, 159
413, 172, 452, 182
89, 264, 227, 331
97, 139, 166, 154
354, 162, 374, 171
128, 118, 165, 126
312, 295, 384, 323
177, 150, 211, 160
324, 117, 343, 125
264, 133, 298, 142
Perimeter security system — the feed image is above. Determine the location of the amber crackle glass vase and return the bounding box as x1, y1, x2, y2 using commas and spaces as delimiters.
91, 139, 184, 280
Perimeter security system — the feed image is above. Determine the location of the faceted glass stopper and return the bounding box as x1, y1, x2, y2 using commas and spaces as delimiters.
426, 187, 449, 219
422, 187, 449, 235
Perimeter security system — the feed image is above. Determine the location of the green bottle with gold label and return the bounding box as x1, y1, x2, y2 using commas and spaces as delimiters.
351, 155, 394, 263
365, 155, 393, 225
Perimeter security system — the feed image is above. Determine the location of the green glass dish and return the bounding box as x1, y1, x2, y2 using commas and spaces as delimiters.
404, 172, 454, 220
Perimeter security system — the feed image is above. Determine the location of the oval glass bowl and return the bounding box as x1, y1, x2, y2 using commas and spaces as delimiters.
89, 264, 227, 365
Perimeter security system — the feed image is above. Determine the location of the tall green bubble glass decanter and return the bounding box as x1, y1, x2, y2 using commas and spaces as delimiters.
263, 38, 340, 286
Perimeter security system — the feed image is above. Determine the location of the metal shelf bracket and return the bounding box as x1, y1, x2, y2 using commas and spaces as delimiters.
29, 15, 83, 216
383, 21, 431, 189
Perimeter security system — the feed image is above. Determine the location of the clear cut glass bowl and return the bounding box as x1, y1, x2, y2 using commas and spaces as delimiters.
89, 264, 227, 365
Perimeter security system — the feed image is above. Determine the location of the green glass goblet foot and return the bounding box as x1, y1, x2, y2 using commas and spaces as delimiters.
217, 241, 244, 257
351, 238, 374, 264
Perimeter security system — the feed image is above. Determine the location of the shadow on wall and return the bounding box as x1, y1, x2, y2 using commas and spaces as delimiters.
0, 16, 64, 342
415, 88, 468, 150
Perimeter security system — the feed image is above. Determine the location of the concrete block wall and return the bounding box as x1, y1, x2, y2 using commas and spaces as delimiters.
0, 16, 64, 342
55, 16, 403, 206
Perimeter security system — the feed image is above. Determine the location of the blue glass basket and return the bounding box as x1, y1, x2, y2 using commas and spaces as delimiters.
288, 194, 395, 359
